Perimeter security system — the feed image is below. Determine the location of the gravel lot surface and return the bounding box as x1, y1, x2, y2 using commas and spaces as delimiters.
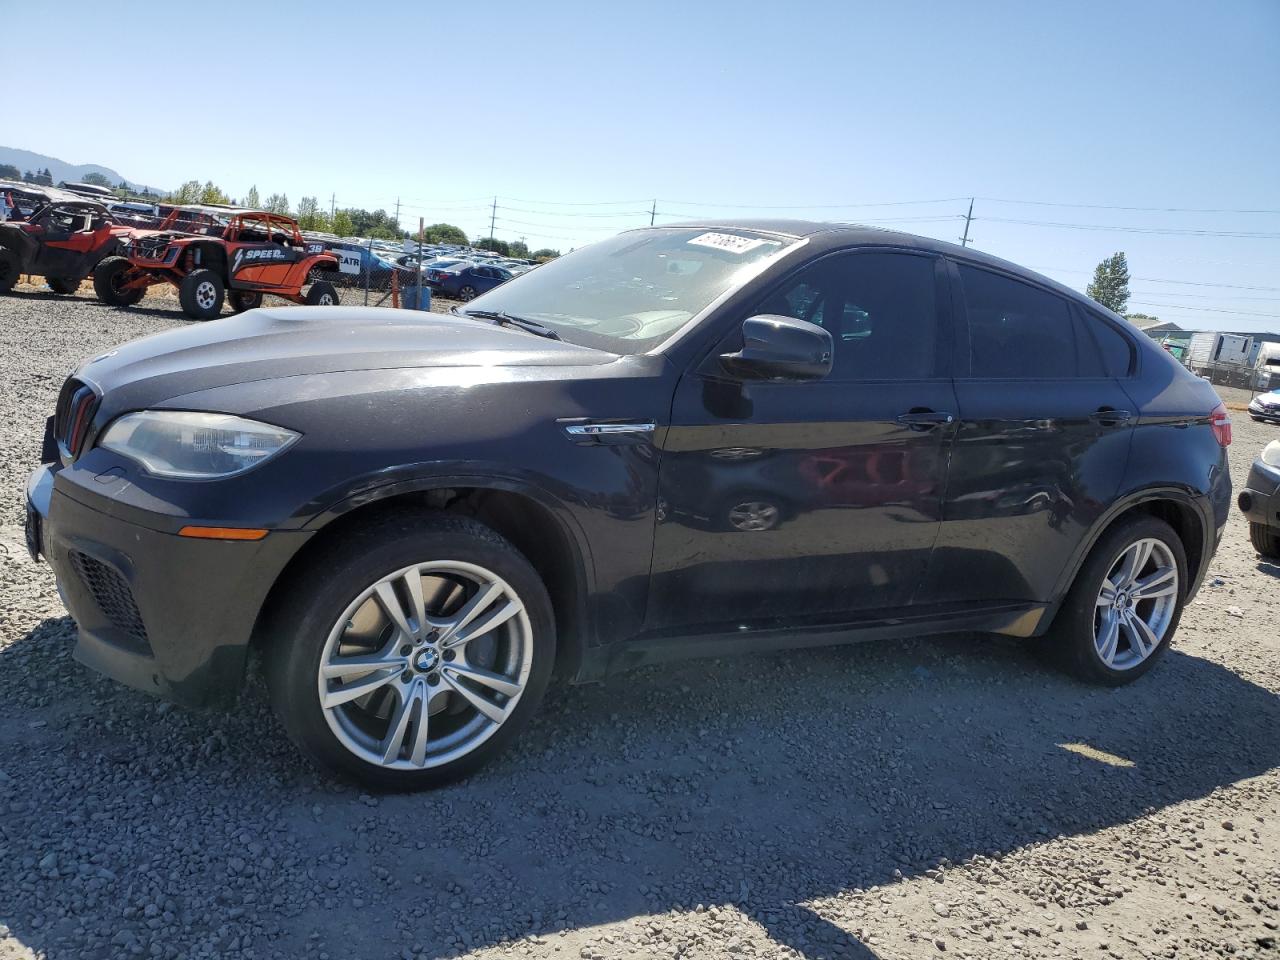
1, 291, 1278, 960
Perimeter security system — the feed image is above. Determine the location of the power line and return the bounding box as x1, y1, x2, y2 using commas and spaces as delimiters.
658, 196, 969, 210
978, 216, 1280, 239
978, 196, 1280, 215
1028, 266, 1280, 292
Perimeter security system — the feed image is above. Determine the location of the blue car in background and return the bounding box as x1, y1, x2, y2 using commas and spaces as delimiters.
320, 244, 405, 289
435, 263, 514, 301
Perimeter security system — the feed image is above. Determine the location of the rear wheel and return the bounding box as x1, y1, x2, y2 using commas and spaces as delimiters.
47, 276, 80, 295
178, 268, 224, 320
228, 290, 263, 313
1250, 521, 1280, 560
305, 280, 339, 306
263, 512, 555, 790
93, 257, 146, 306
1046, 515, 1186, 685
0, 246, 19, 293
459, 284, 478, 301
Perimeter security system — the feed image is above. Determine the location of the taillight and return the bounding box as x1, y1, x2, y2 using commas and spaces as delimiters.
1210, 402, 1232, 447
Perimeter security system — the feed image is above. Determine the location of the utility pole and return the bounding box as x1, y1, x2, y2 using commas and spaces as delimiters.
959, 198, 975, 247
489, 196, 497, 245
329, 193, 335, 219
393, 197, 401, 228
650, 199, 656, 226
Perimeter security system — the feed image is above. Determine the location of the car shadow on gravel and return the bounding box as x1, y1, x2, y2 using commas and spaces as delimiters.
2, 617, 1279, 960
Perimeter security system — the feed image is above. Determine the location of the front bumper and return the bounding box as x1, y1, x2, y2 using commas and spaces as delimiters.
1247, 399, 1280, 422
1238, 458, 1280, 531
27, 463, 312, 707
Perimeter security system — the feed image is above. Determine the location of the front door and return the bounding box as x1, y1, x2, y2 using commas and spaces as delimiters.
648, 250, 957, 634
35, 205, 108, 278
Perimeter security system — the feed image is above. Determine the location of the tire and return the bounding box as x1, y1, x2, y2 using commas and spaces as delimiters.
305, 280, 339, 306
1250, 521, 1280, 560
47, 276, 80, 295
228, 290, 263, 313
1045, 515, 1187, 685
93, 256, 145, 306
263, 511, 555, 790
459, 284, 478, 301
178, 268, 225, 320
0, 246, 19, 293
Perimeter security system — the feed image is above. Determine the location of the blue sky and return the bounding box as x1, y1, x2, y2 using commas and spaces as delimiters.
11, 0, 1279, 330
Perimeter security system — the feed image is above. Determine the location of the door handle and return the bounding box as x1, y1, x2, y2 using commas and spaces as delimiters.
896, 410, 955, 430
1089, 407, 1132, 426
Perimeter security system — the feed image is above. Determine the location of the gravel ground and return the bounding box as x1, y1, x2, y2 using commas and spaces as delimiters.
1, 291, 1278, 960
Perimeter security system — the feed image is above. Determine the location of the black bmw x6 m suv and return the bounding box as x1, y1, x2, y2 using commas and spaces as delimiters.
28, 221, 1232, 789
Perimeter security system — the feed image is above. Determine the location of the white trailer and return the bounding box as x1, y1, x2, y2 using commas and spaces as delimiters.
1187, 332, 1254, 375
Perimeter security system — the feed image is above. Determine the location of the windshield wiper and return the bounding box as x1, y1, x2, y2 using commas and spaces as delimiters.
455, 308, 561, 341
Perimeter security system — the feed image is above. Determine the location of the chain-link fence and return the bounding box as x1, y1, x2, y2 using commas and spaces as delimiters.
1185, 358, 1271, 396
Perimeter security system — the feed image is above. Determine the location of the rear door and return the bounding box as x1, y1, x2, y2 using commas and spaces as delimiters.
918, 261, 1136, 607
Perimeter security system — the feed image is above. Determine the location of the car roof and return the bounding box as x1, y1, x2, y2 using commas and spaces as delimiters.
0, 180, 106, 208
633, 219, 1109, 320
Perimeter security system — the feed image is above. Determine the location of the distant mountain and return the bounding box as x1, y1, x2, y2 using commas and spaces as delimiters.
0, 146, 165, 194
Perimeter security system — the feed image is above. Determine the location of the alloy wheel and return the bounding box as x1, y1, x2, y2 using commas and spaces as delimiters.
728, 501, 780, 532
1093, 537, 1179, 670
317, 560, 533, 770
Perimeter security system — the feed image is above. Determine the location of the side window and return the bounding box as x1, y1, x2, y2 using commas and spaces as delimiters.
957, 265, 1078, 378
1077, 309, 1135, 377
757, 252, 938, 380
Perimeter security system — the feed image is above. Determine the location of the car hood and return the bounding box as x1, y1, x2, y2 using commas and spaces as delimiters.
77, 306, 616, 404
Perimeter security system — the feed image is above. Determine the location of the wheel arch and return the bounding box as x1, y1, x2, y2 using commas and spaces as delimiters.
1045, 486, 1211, 626
250, 479, 592, 684
185, 241, 227, 275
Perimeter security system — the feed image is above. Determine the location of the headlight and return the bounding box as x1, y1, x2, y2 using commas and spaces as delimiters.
1262, 440, 1280, 469
99, 411, 299, 479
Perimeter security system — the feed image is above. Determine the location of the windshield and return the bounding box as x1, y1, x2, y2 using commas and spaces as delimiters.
462, 227, 797, 354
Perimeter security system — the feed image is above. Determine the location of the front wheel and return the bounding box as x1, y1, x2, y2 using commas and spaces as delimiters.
1250, 521, 1280, 560
458, 284, 478, 301
47, 276, 80, 295
263, 512, 555, 790
178, 268, 225, 320
1045, 515, 1187, 685
93, 256, 145, 306
0, 246, 20, 293
305, 280, 339, 306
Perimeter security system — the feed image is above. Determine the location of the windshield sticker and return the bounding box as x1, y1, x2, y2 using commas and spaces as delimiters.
686, 232, 776, 255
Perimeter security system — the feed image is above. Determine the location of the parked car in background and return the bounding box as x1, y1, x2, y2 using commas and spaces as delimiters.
434, 263, 514, 300
1238, 440, 1280, 559
59, 181, 116, 201
26, 221, 1231, 790
1248, 389, 1280, 424
0, 188, 136, 295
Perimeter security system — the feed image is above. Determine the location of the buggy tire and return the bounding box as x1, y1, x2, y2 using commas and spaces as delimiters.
1043, 515, 1187, 686
229, 290, 263, 313
262, 510, 555, 791
305, 280, 339, 306
93, 257, 145, 306
1250, 521, 1280, 560
178, 268, 225, 320
47, 276, 80, 295
0, 246, 19, 293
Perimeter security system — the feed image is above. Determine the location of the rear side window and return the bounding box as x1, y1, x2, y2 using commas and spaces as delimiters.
957, 265, 1078, 378
1077, 310, 1135, 377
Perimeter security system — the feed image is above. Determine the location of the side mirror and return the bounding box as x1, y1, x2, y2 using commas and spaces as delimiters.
719, 314, 833, 382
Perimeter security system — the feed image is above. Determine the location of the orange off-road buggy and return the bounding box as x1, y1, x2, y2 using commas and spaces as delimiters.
94, 207, 340, 320
0, 183, 140, 295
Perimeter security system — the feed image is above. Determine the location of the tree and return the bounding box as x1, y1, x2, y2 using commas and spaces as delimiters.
0, 163, 22, 180
475, 237, 510, 256
1126, 312, 1158, 322
37, 168, 54, 186
531, 248, 560, 261
340, 208, 401, 240
331, 210, 354, 237
263, 193, 290, 215
167, 180, 202, 204
1087, 252, 1130, 314
22, 170, 35, 182
200, 181, 231, 205
422, 222, 468, 245
243, 185, 260, 209
508, 239, 531, 259
81, 172, 113, 188
296, 196, 328, 231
